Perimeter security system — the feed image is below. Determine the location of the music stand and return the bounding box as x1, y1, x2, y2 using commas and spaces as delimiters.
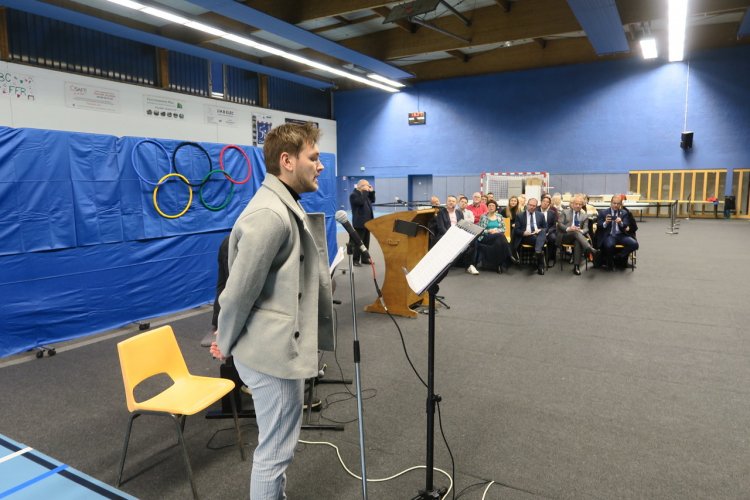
393, 220, 450, 312
405, 220, 483, 498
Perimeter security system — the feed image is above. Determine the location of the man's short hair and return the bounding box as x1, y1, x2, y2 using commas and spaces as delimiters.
459, 195, 468, 202
447, 195, 457, 201
263, 122, 320, 176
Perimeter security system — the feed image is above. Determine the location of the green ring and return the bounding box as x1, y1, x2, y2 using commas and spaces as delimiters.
199, 169, 234, 211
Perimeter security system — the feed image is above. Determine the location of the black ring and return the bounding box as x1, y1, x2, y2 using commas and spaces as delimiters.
172, 141, 213, 187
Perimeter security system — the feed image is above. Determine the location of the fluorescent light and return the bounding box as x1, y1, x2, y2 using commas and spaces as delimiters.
668, 0, 688, 62
141, 7, 189, 25
104, 0, 144, 9
211, 91, 224, 98
185, 21, 227, 38
100, 1, 399, 92
639, 38, 658, 59
367, 73, 405, 88
220, 33, 399, 92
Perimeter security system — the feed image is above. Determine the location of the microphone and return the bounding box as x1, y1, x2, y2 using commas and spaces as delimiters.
335, 210, 370, 261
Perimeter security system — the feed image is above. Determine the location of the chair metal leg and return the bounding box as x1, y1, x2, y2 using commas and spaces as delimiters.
228, 390, 245, 461
117, 413, 140, 486
170, 414, 199, 500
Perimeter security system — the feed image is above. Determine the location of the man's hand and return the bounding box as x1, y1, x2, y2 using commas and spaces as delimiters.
209, 332, 226, 361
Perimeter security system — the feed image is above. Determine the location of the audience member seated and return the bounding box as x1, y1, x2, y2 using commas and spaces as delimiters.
500, 195, 520, 241
434, 194, 477, 275
430, 195, 441, 207
512, 197, 547, 275
458, 195, 469, 213
538, 194, 558, 268
486, 192, 496, 203
477, 200, 513, 273
584, 194, 599, 234
556, 194, 599, 275
518, 194, 527, 213
551, 193, 563, 214
435, 195, 463, 239
595, 195, 639, 269
465, 192, 488, 224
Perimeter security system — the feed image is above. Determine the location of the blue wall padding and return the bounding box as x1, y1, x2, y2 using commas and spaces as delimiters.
334, 45, 750, 178
0, 126, 337, 357
0, 231, 227, 357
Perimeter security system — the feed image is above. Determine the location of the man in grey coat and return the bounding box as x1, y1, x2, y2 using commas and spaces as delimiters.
212, 122, 334, 499
556, 193, 599, 275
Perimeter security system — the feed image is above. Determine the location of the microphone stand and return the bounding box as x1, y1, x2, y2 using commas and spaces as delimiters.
347, 244, 369, 499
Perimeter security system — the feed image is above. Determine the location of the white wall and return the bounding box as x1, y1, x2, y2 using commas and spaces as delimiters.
0, 61, 337, 159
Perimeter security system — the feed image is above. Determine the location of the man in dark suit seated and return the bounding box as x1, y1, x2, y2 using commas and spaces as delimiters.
596, 195, 639, 269
349, 179, 375, 266
538, 194, 558, 268
513, 197, 547, 275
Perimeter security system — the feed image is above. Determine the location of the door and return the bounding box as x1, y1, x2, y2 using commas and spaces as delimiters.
408, 175, 432, 204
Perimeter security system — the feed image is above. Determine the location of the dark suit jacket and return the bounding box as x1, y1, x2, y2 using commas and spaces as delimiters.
349, 189, 375, 228
513, 210, 547, 240
539, 209, 557, 239
434, 207, 464, 239
595, 207, 636, 247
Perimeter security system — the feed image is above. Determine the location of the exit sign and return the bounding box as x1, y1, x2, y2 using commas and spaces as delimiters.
408, 111, 426, 125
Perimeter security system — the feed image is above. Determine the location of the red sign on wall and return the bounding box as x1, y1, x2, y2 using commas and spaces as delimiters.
408, 111, 426, 125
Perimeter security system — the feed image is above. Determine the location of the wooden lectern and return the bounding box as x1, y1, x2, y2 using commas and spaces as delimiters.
364, 209, 436, 318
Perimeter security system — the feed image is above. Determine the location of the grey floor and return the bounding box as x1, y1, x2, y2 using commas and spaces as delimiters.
2, 217, 750, 499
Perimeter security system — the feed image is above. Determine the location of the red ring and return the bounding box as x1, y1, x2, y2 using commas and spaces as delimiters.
219, 145, 252, 185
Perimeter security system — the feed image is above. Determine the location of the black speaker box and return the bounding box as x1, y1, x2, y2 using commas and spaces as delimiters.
680, 131, 694, 149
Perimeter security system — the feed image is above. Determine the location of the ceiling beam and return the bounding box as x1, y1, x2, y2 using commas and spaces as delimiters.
372, 6, 416, 33
399, 19, 750, 83
338, 0, 750, 62
495, 0, 513, 13
185, 0, 411, 79
310, 13, 380, 34
234, 0, 393, 24
338, 0, 581, 61
446, 49, 470, 62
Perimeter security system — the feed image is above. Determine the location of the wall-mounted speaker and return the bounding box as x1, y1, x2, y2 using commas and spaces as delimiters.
680, 131, 694, 150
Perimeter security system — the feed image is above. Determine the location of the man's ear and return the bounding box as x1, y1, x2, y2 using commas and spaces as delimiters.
279, 152, 293, 173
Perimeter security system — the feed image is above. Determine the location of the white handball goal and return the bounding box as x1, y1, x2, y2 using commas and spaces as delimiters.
481, 172, 549, 202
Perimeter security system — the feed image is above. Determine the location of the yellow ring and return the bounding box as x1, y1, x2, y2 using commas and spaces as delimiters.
152, 173, 193, 219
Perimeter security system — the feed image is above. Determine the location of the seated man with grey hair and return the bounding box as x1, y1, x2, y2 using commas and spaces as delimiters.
556, 193, 599, 275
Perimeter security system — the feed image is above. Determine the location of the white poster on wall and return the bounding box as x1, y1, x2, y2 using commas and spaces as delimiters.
64, 82, 120, 113
252, 113, 272, 146
1, 71, 35, 100
205, 104, 237, 126
143, 94, 186, 120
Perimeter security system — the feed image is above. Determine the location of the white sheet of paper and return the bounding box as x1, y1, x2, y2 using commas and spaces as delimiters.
406, 220, 482, 295
329, 246, 346, 276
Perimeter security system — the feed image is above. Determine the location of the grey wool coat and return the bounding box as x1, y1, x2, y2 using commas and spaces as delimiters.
217, 174, 335, 380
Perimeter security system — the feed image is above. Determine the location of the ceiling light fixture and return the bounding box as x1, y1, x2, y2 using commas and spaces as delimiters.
668, 0, 688, 62
367, 73, 405, 88
102, 0, 400, 92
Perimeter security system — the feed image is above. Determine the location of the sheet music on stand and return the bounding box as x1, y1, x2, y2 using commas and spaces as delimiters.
406, 219, 483, 295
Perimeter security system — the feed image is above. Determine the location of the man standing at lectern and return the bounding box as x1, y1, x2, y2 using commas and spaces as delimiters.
349, 179, 375, 266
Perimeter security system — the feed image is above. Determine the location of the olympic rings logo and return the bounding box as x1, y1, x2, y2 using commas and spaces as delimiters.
131, 139, 252, 219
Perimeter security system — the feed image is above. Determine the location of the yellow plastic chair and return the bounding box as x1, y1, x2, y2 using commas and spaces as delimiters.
503, 217, 511, 241
116, 325, 244, 499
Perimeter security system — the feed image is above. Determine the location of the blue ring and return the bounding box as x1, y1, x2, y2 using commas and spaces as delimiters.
131, 139, 172, 186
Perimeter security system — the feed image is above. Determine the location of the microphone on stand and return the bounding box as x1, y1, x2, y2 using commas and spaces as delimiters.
335, 210, 371, 262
